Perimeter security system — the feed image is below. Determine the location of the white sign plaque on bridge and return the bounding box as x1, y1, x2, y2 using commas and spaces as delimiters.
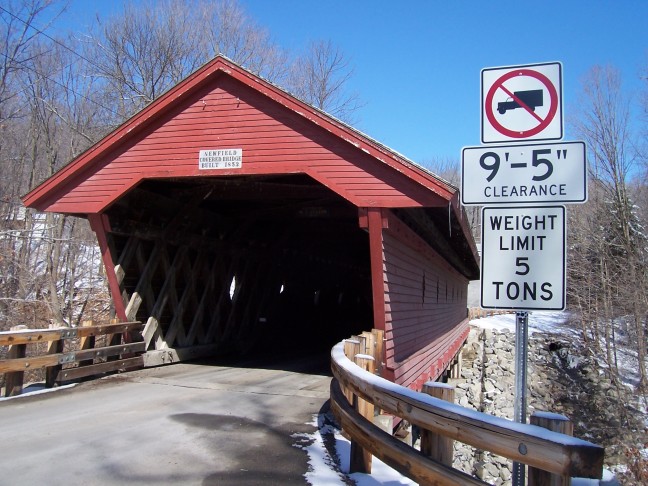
480, 205, 566, 310
461, 141, 587, 205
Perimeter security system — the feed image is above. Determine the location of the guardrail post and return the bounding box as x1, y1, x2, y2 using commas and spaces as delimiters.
349, 353, 375, 474
343, 339, 361, 404
450, 351, 462, 379
79, 320, 95, 367
46, 325, 64, 387
528, 412, 573, 486
420, 381, 455, 466
5, 325, 28, 397
371, 329, 384, 376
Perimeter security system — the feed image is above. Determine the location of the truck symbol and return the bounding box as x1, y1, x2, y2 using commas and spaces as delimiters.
497, 89, 543, 114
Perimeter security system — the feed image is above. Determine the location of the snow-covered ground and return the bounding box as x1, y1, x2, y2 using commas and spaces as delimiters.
469, 310, 572, 335
297, 311, 623, 485
294, 414, 417, 486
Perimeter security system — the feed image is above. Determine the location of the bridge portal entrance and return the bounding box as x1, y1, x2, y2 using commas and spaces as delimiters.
105, 174, 372, 362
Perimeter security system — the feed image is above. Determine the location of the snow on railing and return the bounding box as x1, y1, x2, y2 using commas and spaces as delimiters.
330, 331, 605, 485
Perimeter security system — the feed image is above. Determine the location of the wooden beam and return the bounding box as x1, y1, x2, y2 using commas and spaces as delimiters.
4, 326, 28, 397
175, 249, 207, 347
125, 241, 164, 321
331, 379, 487, 485
115, 234, 140, 284
185, 256, 220, 346
0, 322, 142, 346
78, 320, 95, 367
0, 329, 65, 346
141, 246, 188, 349
204, 256, 237, 344
366, 207, 386, 332
88, 214, 128, 321
420, 382, 456, 466
161, 247, 193, 347
74, 342, 145, 362
45, 337, 64, 387
107, 215, 227, 253
1, 354, 58, 374
529, 412, 576, 485
57, 356, 143, 382
350, 354, 376, 474
0, 342, 146, 374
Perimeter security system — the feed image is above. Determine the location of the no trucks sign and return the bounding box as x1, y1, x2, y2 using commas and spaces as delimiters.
482, 62, 563, 143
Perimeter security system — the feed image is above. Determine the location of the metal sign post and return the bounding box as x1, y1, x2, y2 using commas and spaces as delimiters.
512, 310, 529, 486
461, 61, 585, 486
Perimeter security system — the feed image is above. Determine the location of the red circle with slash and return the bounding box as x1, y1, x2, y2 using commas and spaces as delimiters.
485, 69, 558, 139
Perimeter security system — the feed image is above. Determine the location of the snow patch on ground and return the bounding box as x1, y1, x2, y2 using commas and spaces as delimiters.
470, 310, 572, 335
296, 412, 416, 486
0, 383, 76, 401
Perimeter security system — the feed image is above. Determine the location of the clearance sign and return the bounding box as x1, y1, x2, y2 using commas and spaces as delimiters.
461, 141, 586, 205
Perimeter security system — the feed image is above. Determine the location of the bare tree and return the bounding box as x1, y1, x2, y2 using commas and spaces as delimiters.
287, 39, 362, 122
84, 0, 204, 116
83, 0, 292, 118
198, 0, 289, 82
570, 65, 648, 390
0, 0, 60, 122
0, 3, 111, 330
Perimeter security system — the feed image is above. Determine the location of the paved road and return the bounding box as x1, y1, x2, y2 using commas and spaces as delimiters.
0, 354, 333, 485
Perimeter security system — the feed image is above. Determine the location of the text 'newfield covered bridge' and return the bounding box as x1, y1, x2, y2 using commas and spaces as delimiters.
23, 55, 479, 389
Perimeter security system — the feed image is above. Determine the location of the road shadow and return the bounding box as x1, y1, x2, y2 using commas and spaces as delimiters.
192, 349, 333, 377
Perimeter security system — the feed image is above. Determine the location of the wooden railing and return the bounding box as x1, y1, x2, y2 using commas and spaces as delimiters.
330, 333, 605, 485
1, 321, 144, 397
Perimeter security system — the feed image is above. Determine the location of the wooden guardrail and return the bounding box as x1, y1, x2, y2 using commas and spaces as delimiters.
1, 321, 144, 397
331, 333, 605, 485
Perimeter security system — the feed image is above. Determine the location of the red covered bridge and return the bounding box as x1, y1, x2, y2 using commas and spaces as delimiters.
23, 56, 479, 389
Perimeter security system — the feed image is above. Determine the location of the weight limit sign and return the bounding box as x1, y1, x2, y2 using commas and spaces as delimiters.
480, 205, 566, 311
481, 62, 563, 143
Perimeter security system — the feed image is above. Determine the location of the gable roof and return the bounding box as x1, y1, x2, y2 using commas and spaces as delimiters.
22, 56, 478, 276
23, 56, 457, 211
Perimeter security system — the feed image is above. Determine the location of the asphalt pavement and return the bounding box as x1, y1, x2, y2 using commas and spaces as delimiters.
0, 354, 333, 485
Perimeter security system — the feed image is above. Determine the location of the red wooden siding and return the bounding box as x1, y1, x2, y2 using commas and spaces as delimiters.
381, 212, 469, 389
37, 75, 448, 214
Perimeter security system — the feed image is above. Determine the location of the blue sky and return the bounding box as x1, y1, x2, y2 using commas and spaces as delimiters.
64, 0, 647, 167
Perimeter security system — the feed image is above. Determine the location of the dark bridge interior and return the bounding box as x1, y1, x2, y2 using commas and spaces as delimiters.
105, 174, 373, 360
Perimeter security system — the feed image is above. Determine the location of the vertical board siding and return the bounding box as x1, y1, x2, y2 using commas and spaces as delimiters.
49, 76, 443, 213
382, 219, 469, 389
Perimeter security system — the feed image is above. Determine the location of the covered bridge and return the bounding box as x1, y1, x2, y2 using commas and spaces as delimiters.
23, 56, 479, 389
